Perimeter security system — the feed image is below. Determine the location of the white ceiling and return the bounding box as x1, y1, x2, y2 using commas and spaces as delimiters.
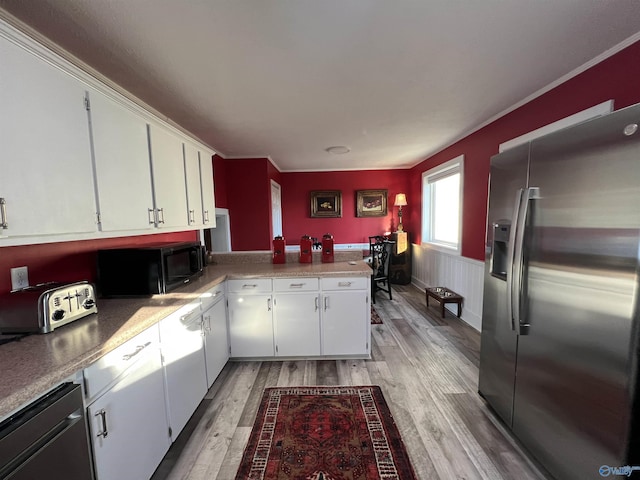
2, 1, 640, 171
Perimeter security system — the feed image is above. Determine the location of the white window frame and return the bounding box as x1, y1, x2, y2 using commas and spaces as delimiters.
421, 155, 464, 255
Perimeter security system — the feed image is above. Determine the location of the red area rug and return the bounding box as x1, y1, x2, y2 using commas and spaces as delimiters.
371, 306, 383, 325
235, 386, 417, 480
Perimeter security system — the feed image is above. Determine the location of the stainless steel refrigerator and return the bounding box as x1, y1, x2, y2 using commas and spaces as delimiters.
479, 103, 640, 480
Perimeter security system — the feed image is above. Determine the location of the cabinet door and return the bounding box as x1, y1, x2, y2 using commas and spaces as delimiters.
203, 296, 229, 387
228, 294, 274, 357
87, 342, 169, 480
322, 291, 369, 356
88, 90, 155, 232
159, 306, 208, 441
274, 293, 320, 356
199, 149, 216, 227
148, 123, 188, 228
183, 142, 203, 228
0, 37, 96, 237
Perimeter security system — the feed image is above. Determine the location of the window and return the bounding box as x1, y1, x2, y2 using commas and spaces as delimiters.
422, 155, 464, 253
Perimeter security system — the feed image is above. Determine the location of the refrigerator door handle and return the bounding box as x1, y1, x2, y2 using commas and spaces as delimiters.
506, 189, 523, 332
512, 187, 539, 335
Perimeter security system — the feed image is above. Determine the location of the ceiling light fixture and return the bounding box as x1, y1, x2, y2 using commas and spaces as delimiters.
325, 146, 350, 155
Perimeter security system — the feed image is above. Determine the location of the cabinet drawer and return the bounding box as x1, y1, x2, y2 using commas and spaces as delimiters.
84, 324, 160, 400
227, 278, 272, 293
273, 277, 319, 292
321, 276, 368, 291
200, 284, 225, 311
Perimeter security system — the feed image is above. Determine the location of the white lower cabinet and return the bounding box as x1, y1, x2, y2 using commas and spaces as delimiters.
202, 288, 229, 388
273, 278, 321, 356
228, 276, 369, 358
85, 325, 169, 480
159, 301, 208, 442
274, 292, 321, 356
228, 279, 274, 358
321, 277, 370, 356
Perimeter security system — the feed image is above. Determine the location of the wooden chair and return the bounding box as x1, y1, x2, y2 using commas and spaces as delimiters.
371, 240, 394, 304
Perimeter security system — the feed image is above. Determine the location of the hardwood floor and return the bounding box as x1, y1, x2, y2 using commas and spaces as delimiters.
151, 284, 545, 480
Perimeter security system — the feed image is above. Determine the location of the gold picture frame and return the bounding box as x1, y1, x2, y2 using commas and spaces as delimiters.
356, 189, 388, 217
310, 190, 342, 218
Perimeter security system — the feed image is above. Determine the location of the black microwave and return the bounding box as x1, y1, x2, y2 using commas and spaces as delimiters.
97, 242, 204, 296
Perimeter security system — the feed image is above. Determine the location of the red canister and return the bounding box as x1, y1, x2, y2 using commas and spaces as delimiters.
321, 233, 334, 263
299, 235, 313, 263
273, 235, 286, 264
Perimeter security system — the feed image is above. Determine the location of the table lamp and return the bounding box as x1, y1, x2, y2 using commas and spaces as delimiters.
394, 193, 407, 232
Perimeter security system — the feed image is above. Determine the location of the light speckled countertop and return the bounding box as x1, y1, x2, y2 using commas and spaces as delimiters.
0, 260, 370, 419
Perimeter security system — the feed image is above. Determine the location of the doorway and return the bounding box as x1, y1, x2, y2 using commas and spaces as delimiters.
206, 208, 231, 252
271, 180, 282, 238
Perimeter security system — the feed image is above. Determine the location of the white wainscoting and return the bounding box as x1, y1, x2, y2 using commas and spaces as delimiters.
412, 244, 485, 331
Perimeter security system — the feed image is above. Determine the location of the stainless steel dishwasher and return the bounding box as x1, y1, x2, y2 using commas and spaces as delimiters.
0, 382, 94, 479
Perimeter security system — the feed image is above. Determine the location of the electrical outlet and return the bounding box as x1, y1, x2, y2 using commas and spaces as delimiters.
10, 266, 29, 291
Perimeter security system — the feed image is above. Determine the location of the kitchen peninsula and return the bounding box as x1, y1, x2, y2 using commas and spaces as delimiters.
0, 252, 371, 420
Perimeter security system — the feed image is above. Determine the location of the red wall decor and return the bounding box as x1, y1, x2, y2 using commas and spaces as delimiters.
409, 39, 640, 261
0, 231, 197, 294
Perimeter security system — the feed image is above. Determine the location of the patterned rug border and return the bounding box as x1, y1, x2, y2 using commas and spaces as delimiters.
371, 306, 383, 324
236, 385, 417, 480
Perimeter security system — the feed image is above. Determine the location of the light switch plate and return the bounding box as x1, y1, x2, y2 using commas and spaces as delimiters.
10, 266, 29, 291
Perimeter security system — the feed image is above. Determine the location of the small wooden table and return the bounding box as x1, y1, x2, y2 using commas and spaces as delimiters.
425, 287, 463, 318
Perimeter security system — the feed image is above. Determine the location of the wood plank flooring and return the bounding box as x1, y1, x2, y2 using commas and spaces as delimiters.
151, 284, 546, 480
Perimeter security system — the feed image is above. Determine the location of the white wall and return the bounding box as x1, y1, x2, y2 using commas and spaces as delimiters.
411, 244, 484, 331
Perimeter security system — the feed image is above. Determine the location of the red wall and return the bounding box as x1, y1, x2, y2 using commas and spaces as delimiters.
0, 231, 197, 294
280, 170, 410, 245
409, 39, 640, 261
225, 158, 272, 251
220, 163, 410, 249
212, 154, 228, 209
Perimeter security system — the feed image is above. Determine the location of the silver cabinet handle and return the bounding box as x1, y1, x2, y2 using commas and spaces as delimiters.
122, 341, 151, 361
157, 208, 165, 224
148, 208, 155, 225
189, 209, 195, 224
0, 198, 8, 229
242, 284, 258, 289
324, 296, 329, 311
204, 210, 210, 223
289, 283, 304, 288
200, 317, 208, 335
201, 315, 212, 333
95, 409, 108, 438
315, 296, 319, 312
212, 290, 221, 297
267, 298, 272, 311
338, 281, 352, 287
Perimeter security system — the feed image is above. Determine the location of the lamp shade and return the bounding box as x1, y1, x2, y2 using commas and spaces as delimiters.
394, 193, 408, 207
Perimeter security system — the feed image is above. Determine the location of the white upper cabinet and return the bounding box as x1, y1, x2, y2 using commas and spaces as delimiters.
0, 20, 216, 244
87, 89, 155, 232
184, 144, 216, 229
148, 123, 189, 229
0, 35, 96, 238
199, 149, 216, 227
183, 142, 204, 228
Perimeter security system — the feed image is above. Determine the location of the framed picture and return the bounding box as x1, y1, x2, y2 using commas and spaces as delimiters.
310, 190, 342, 218
356, 189, 388, 217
